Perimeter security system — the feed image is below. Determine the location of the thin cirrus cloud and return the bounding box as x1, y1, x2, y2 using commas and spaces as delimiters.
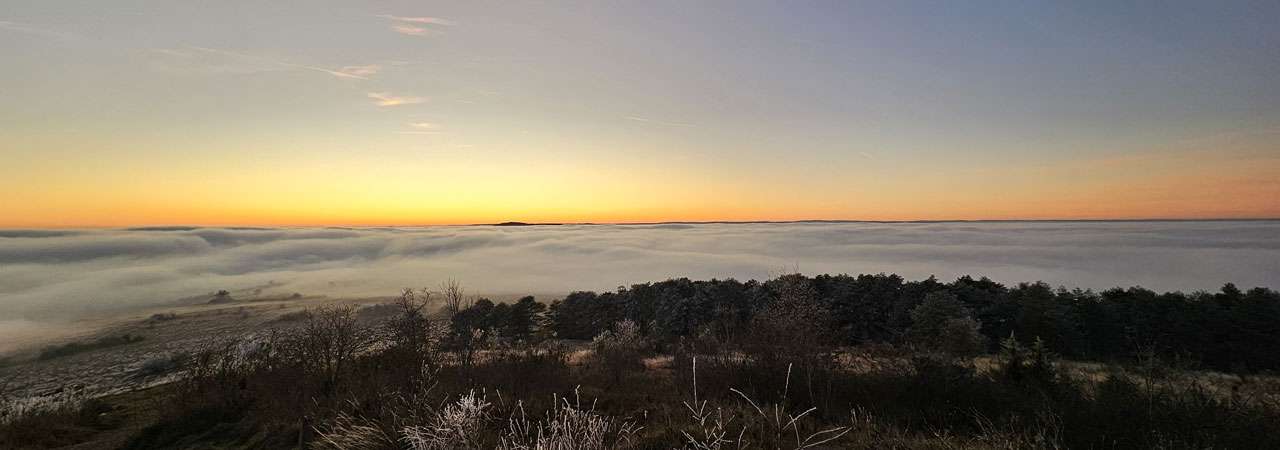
0, 20, 78, 40
378, 14, 454, 36
154, 46, 377, 80
336, 64, 382, 78
368, 92, 425, 106
625, 116, 697, 128
400, 122, 443, 135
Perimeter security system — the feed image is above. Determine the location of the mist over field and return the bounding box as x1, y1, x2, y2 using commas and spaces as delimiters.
2, 221, 1278, 324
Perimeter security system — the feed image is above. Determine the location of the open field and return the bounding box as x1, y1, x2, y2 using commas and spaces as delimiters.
0, 291, 559, 402
2, 296, 377, 401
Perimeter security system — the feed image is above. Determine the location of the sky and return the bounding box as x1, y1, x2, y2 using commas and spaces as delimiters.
1, 1, 1278, 227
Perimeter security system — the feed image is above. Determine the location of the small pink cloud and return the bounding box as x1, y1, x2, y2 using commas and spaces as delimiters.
391, 24, 429, 36
337, 64, 382, 78
379, 14, 453, 36
368, 92, 425, 107
381, 15, 454, 26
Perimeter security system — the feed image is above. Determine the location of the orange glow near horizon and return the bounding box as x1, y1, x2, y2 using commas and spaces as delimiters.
5, 148, 1276, 228
7, 128, 1278, 229
4, 136, 1279, 228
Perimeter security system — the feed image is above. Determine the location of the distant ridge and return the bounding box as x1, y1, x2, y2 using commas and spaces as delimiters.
490, 221, 565, 227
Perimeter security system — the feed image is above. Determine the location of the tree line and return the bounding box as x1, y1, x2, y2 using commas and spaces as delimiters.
450, 273, 1280, 372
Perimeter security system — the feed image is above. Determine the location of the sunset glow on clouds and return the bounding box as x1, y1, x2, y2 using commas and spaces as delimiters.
1, 1, 1278, 227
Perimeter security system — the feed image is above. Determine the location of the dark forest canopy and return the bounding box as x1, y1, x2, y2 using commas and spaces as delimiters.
451, 274, 1280, 373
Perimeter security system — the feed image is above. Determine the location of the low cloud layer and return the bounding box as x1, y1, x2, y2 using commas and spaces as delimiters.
2, 222, 1278, 322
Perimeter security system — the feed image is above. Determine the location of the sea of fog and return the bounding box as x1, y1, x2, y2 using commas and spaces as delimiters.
2, 221, 1278, 325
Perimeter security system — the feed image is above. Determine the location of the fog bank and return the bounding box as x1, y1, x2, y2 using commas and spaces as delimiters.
2, 221, 1278, 322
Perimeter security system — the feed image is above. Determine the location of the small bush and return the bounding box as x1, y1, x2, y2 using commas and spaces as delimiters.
357, 302, 401, 321
907, 291, 985, 357
997, 335, 1058, 387
135, 352, 189, 378
208, 290, 233, 304
38, 334, 145, 361
147, 313, 179, 323
272, 310, 313, 323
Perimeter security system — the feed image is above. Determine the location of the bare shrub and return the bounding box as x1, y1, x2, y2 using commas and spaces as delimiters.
441, 279, 468, 316
290, 305, 377, 394
388, 289, 441, 357
385, 289, 445, 390
448, 311, 496, 369
590, 320, 648, 383
175, 334, 275, 413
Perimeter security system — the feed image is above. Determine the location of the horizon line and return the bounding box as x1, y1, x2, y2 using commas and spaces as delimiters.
5, 217, 1280, 230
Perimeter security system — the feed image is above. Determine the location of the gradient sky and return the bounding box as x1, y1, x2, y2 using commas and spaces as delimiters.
2, 1, 1278, 227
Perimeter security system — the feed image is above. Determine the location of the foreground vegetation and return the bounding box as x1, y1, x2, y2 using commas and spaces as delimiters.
3, 274, 1279, 449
